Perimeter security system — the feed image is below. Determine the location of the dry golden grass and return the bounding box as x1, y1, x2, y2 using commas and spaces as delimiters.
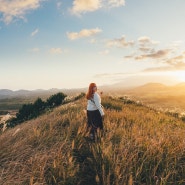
1, 96, 185, 185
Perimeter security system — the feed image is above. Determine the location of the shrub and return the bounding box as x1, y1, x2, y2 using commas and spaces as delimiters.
46, 92, 67, 107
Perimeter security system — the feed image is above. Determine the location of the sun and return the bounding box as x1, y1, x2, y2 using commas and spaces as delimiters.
172, 71, 185, 82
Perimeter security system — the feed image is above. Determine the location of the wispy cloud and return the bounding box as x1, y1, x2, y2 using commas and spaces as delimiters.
106, 0, 125, 8
99, 49, 110, 55
0, 0, 44, 24
135, 49, 171, 60
94, 72, 132, 78
143, 52, 185, 72
50, 48, 63, 54
106, 36, 134, 48
29, 48, 40, 52
164, 54, 185, 70
56, 1, 62, 9
166, 55, 184, 65
123, 36, 185, 73
143, 66, 173, 72
138, 47, 154, 52
138, 36, 159, 46
89, 38, 97, 44
123, 36, 179, 63
31, 28, 39, 37
94, 73, 111, 78
70, 0, 125, 15
67, 28, 102, 40
124, 54, 135, 59
137, 36, 159, 52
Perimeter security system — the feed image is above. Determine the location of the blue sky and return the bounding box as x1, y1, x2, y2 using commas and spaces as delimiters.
1, 0, 185, 90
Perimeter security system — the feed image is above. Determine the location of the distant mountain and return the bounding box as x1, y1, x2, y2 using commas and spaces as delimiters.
1, 81, 185, 99
0, 89, 45, 98
0, 89, 14, 96
174, 82, 185, 88
121, 82, 185, 97
129, 83, 168, 92
138, 82, 167, 88
0, 88, 86, 99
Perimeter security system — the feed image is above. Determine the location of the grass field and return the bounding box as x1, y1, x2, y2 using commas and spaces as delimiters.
1, 95, 185, 184
0, 97, 38, 111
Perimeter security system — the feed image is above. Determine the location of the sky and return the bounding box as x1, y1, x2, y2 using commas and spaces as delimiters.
1, 0, 185, 90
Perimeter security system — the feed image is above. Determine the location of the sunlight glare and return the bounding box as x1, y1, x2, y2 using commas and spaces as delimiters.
173, 71, 185, 82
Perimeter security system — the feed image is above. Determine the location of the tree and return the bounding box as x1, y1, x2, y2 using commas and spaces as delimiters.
47, 92, 67, 107
16, 103, 34, 121
33, 97, 45, 116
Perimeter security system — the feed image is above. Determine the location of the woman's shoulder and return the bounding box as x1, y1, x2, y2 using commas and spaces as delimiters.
94, 92, 100, 98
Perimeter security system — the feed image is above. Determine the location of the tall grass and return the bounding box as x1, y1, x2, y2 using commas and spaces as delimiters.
1, 96, 185, 184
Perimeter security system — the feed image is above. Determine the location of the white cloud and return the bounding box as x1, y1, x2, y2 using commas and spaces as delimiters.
138, 36, 151, 43
67, 28, 102, 40
0, 0, 44, 24
107, 0, 125, 8
71, 0, 125, 15
106, 36, 134, 48
50, 48, 63, 54
31, 28, 39, 36
56, 1, 62, 9
71, 0, 101, 15
138, 36, 159, 46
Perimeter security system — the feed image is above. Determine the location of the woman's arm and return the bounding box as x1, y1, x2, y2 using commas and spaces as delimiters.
93, 93, 104, 116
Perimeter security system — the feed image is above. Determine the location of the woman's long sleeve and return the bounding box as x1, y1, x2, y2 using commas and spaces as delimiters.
93, 92, 104, 116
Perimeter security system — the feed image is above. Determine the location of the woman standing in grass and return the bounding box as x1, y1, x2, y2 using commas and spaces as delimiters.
86, 83, 104, 140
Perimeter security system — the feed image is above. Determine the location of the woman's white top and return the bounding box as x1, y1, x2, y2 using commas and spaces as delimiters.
87, 92, 104, 116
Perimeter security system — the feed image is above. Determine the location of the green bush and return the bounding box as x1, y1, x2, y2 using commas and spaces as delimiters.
47, 92, 67, 107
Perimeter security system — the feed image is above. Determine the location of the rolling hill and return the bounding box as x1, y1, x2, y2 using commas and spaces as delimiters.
123, 82, 185, 94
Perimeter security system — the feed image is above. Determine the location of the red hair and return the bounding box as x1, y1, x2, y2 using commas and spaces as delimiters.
86, 83, 96, 100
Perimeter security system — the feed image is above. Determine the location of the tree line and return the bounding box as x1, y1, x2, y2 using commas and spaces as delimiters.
8, 92, 67, 128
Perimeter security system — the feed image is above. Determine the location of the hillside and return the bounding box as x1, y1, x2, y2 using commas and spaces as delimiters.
123, 82, 185, 95
114, 83, 185, 113
1, 96, 185, 184
128, 83, 168, 92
